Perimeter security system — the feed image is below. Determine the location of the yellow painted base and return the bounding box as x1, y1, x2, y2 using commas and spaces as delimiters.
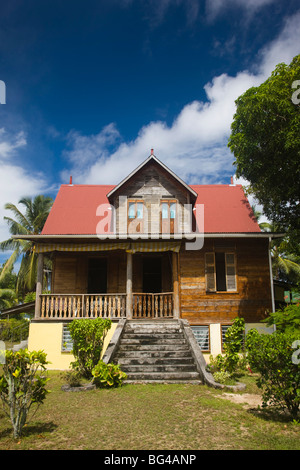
28, 321, 118, 370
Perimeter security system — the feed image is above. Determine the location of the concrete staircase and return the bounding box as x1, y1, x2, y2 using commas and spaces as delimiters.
113, 320, 202, 384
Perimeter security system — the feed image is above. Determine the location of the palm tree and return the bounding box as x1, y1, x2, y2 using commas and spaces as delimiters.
252, 206, 300, 282
0, 288, 17, 311
0, 195, 53, 294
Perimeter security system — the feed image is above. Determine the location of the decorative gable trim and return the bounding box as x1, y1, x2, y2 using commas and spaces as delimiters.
106, 154, 198, 201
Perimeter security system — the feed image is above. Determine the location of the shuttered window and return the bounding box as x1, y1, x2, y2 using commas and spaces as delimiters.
205, 252, 237, 292
225, 253, 237, 291
205, 253, 216, 292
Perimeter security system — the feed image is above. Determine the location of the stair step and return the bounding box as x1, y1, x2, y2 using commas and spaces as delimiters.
114, 350, 193, 358
116, 357, 195, 365
121, 364, 196, 372
118, 344, 190, 351
124, 328, 182, 334
122, 333, 182, 339
124, 371, 200, 381
120, 338, 186, 345
125, 379, 202, 384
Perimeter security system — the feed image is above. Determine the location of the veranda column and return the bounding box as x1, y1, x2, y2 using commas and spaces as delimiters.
126, 252, 133, 319
35, 253, 44, 319
172, 251, 180, 319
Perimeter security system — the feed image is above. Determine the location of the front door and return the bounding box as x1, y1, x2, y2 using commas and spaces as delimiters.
142, 256, 162, 293
88, 258, 107, 293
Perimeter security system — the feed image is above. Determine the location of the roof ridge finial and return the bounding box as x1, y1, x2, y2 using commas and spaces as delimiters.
150, 148, 154, 155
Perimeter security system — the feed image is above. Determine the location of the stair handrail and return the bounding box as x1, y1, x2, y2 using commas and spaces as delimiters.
102, 318, 127, 364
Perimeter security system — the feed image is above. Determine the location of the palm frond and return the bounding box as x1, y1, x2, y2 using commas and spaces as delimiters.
0, 288, 17, 310
0, 249, 20, 282
3, 216, 28, 236
4, 202, 30, 229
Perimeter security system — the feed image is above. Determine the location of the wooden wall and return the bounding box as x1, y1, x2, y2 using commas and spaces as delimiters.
51, 237, 272, 325
52, 251, 172, 294
179, 238, 272, 324
52, 251, 127, 294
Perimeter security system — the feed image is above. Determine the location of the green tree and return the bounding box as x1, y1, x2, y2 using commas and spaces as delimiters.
0, 288, 17, 311
0, 349, 49, 439
251, 209, 300, 285
0, 262, 17, 291
228, 55, 300, 244
0, 195, 53, 294
264, 303, 300, 337
246, 329, 300, 418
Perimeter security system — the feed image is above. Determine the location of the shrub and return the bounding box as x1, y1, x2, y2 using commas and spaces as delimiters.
209, 317, 246, 376
62, 370, 83, 387
246, 329, 300, 418
68, 318, 112, 378
92, 360, 127, 388
212, 370, 232, 384
0, 318, 29, 342
0, 349, 49, 439
264, 303, 300, 336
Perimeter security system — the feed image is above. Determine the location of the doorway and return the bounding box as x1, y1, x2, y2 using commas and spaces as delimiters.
88, 258, 107, 293
142, 256, 162, 293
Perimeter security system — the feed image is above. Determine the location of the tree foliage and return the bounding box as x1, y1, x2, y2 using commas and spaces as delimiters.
228, 55, 300, 243
92, 360, 127, 388
209, 317, 246, 377
264, 302, 300, 337
0, 349, 49, 439
246, 330, 300, 418
68, 318, 112, 379
0, 195, 53, 294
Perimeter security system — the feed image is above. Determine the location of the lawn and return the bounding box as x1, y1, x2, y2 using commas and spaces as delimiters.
0, 372, 299, 450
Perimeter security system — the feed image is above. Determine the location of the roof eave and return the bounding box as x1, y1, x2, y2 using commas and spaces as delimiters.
12, 232, 285, 243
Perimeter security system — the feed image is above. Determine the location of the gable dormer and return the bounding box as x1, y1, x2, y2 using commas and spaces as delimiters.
107, 153, 198, 235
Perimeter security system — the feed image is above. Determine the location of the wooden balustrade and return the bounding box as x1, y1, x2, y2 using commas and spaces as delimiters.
132, 293, 173, 319
39, 292, 173, 319
40, 294, 126, 319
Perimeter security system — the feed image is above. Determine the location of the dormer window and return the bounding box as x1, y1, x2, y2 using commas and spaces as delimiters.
128, 200, 144, 233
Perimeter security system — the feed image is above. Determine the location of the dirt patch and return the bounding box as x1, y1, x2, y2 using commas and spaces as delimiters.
217, 393, 263, 408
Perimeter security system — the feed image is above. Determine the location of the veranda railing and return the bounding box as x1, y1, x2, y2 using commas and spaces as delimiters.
39, 292, 174, 319
40, 294, 126, 319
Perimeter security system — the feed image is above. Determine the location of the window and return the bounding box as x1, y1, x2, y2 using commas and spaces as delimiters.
205, 252, 237, 292
160, 200, 177, 234
62, 324, 73, 352
191, 326, 210, 351
221, 324, 231, 350
221, 324, 245, 351
128, 200, 144, 233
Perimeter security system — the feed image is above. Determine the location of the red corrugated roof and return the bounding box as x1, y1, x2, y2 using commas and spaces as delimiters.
190, 184, 261, 233
41, 183, 261, 235
42, 185, 115, 235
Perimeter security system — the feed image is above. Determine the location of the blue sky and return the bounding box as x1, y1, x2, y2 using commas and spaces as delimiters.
0, 0, 300, 264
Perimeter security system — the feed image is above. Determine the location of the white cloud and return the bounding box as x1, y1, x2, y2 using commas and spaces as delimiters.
61, 69, 262, 186
205, 0, 277, 21
61, 9, 300, 193
257, 11, 300, 76
0, 129, 48, 246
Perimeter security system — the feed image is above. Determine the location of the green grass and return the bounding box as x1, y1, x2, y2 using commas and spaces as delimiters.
0, 372, 299, 450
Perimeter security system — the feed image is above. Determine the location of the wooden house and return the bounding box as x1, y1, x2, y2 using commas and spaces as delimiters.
21, 153, 278, 375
